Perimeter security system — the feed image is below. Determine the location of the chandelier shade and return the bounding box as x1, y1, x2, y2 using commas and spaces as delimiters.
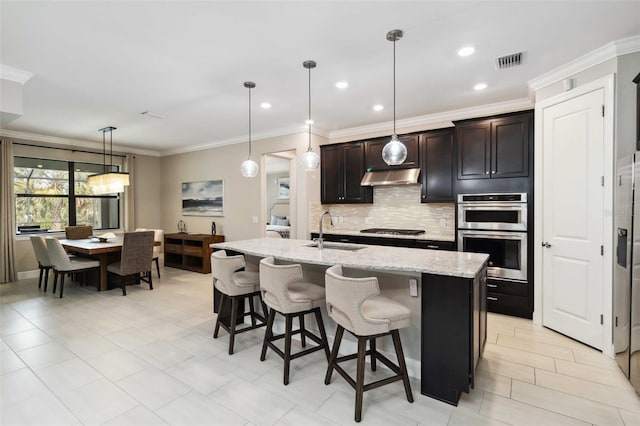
87, 126, 130, 194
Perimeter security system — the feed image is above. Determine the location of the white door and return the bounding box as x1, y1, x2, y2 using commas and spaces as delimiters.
542, 88, 604, 349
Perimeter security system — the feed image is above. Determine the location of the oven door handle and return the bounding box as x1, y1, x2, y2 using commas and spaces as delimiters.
459, 204, 525, 210
459, 232, 526, 240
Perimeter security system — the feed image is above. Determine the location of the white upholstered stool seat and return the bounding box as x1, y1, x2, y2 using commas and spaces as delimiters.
324, 264, 413, 423
212, 250, 268, 355
259, 256, 330, 385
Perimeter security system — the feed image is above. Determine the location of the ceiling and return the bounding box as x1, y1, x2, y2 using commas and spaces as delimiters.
1, 1, 639, 155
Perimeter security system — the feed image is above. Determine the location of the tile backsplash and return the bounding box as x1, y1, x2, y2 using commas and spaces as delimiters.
309, 185, 455, 240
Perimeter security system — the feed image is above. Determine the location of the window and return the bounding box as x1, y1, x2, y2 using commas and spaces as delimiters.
14, 157, 120, 234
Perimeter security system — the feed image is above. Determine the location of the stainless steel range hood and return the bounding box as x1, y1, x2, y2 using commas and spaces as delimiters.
360, 168, 420, 186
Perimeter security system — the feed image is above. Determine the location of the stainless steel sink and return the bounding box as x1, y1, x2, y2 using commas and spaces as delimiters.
305, 242, 365, 251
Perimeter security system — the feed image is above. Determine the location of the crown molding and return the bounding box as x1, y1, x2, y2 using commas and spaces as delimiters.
329, 98, 533, 141
0, 64, 34, 85
528, 34, 640, 91
160, 125, 330, 156
0, 129, 161, 157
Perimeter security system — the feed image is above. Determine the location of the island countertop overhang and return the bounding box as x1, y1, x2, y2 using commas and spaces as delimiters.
211, 238, 487, 278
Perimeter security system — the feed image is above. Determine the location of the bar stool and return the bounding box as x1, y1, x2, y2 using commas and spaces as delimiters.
324, 264, 413, 423
212, 250, 268, 355
259, 256, 330, 385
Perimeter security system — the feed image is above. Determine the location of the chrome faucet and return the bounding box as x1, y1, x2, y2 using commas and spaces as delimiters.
317, 211, 333, 250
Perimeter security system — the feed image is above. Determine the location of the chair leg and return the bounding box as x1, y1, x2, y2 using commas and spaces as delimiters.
260, 308, 276, 361
213, 293, 226, 339
43, 268, 50, 292
248, 295, 256, 327
53, 271, 59, 294
355, 337, 367, 423
38, 266, 43, 289
313, 307, 330, 361
228, 296, 238, 355
299, 313, 306, 347
148, 271, 153, 290
325, 325, 344, 385
284, 314, 293, 385
59, 273, 65, 298
122, 274, 127, 296
391, 329, 414, 403
370, 338, 377, 371
155, 258, 161, 278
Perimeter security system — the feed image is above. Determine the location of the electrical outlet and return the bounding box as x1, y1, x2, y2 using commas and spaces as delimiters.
252, 216, 258, 223
409, 279, 418, 297
440, 218, 447, 227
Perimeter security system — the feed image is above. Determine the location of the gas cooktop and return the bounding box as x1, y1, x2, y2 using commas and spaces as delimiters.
360, 228, 426, 236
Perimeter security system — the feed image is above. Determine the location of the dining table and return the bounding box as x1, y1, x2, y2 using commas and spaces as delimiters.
60, 237, 160, 292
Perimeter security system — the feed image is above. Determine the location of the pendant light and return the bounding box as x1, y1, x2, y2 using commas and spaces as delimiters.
381, 29, 407, 166
240, 81, 259, 177
87, 126, 130, 194
301, 60, 320, 170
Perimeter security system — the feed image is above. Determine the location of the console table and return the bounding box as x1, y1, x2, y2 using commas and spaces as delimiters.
164, 233, 224, 273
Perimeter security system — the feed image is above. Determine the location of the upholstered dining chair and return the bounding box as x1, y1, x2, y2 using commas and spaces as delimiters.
135, 228, 163, 278
46, 238, 100, 298
30, 235, 53, 292
107, 231, 154, 296
324, 264, 414, 423
65, 225, 93, 239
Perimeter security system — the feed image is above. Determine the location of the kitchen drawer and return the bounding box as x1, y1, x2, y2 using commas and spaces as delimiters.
310, 233, 360, 244
165, 244, 183, 254
487, 292, 530, 319
486, 279, 528, 297
414, 240, 456, 251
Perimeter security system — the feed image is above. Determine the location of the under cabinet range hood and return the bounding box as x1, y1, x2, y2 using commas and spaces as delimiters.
360, 168, 420, 186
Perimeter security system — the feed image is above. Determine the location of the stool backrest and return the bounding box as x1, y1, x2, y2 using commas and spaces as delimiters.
46, 238, 73, 271
119, 231, 154, 275
211, 250, 246, 295
30, 235, 52, 267
259, 256, 305, 313
325, 264, 383, 335
65, 225, 93, 239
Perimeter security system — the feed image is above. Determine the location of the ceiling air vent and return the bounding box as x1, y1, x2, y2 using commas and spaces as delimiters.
495, 51, 525, 70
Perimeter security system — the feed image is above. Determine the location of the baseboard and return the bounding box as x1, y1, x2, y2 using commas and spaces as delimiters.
17, 269, 40, 280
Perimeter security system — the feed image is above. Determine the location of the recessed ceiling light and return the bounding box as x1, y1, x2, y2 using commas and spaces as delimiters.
305, 119, 314, 125
372, 104, 384, 112
458, 46, 475, 57
474, 83, 488, 91
335, 81, 349, 89
260, 102, 272, 109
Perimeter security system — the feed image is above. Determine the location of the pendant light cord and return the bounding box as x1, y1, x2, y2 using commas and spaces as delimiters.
102, 130, 106, 173
393, 37, 396, 136
109, 129, 113, 171
308, 64, 312, 150
248, 86, 252, 158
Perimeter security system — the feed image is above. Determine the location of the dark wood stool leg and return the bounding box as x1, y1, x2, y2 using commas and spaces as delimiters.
228, 296, 238, 355
248, 295, 256, 327
261, 299, 269, 319
325, 325, 344, 385
370, 338, 377, 371
214, 293, 226, 339
299, 313, 306, 347
283, 314, 293, 385
355, 337, 367, 423
260, 308, 276, 361
313, 308, 330, 360
391, 329, 414, 403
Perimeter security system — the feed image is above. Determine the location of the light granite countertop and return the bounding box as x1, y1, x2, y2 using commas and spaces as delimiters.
308, 229, 456, 242
212, 238, 487, 278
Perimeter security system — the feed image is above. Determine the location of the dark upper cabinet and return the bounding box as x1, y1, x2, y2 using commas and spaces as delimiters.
420, 128, 455, 203
321, 143, 372, 204
457, 111, 531, 180
364, 135, 420, 171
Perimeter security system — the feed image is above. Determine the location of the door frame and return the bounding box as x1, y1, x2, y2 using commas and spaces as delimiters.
534, 74, 615, 356
260, 150, 297, 238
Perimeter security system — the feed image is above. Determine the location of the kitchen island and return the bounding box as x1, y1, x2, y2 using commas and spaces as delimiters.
212, 238, 488, 405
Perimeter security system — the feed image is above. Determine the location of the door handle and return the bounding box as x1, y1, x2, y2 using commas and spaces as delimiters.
542, 242, 552, 248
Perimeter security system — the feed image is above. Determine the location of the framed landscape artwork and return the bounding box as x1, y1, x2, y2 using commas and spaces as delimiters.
182, 180, 224, 216
278, 177, 290, 199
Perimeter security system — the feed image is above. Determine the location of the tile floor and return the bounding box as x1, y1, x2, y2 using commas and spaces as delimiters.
1, 266, 639, 425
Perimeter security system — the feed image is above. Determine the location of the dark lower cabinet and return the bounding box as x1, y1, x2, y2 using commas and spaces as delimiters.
420, 128, 455, 203
421, 268, 486, 405
486, 279, 531, 319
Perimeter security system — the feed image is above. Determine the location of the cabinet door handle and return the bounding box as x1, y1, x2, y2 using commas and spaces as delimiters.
487, 283, 498, 288
426, 245, 438, 249
487, 296, 498, 301
491, 170, 496, 174
422, 195, 426, 198
485, 171, 489, 175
